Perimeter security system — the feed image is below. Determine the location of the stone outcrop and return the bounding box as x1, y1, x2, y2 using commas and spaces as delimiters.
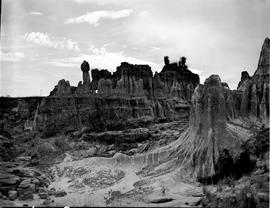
174, 74, 253, 180
189, 75, 241, 178
51, 79, 72, 96
232, 37, 270, 123
34, 57, 199, 135
237, 71, 251, 90
175, 39, 270, 178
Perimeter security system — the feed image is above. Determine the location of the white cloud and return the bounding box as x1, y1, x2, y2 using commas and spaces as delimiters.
71, 0, 99, 3
24, 32, 80, 51
139, 11, 150, 18
48, 61, 78, 68
65, 9, 133, 26
151, 46, 160, 50
0, 50, 25, 62
70, 0, 124, 5
27, 12, 43, 16
49, 45, 160, 71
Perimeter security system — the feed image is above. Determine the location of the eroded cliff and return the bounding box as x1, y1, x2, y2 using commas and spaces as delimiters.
233, 37, 270, 123
35, 57, 199, 135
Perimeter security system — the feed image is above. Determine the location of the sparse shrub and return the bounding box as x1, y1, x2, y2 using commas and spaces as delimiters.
238, 185, 259, 208
217, 182, 223, 192
42, 122, 57, 138
202, 186, 213, 199
202, 182, 263, 208
54, 137, 70, 152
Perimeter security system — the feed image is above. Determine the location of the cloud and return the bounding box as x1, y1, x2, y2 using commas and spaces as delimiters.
49, 45, 160, 71
48, 61, 78, 68
139, 11, 150, 18
26, 12, 43, 16
0, 50, 25, 62
70, 0, 123, 5
65, 9, 133, 26
24, 32, 80, 51
150, 46, 160, 50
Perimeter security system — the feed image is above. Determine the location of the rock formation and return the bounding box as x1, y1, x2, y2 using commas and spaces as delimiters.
31, 36, 270, 137
237, 71, 251, 90
157, 57, 199, 99
0, 38, 269, 207
233, 37, 270, 123
34, 57, 199, 135
173, 38, 270, 179
174, 75, 245, 179
81, 60, 91, 86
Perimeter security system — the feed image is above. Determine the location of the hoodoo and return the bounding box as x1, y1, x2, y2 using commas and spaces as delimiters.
81, 60, 91, 86
156, 75, 247, 180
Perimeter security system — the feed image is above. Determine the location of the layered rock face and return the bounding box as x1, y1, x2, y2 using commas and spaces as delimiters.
234, 38, 270, 123
35, 57, 199, 135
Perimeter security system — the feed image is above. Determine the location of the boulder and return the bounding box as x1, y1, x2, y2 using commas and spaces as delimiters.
18, 190, 33, 200
97, 146, 106, 155
37, 142, 58, 155
38, 191, 49, 199
54, 190, 67, 197
8, 190, 17, 201
48, 188, 56, 196
148, 197, 173, 203
43, 199, 53, 206
2, 195, 8, 200
0, 172, 20, 185
32, 178, 40, 187
84, 147, 97, 157
8, 167, 36, 178
107, 150, 116, 156
18, 179, 32, 189
0, 186, 15, 195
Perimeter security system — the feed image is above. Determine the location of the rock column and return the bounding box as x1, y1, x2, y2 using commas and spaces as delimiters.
81, 60, 90, 86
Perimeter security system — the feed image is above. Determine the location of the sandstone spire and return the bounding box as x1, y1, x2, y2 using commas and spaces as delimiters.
254, 37, 270, 76
81, 60, 91, 85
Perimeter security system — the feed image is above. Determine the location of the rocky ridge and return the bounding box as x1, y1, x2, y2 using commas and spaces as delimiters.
35, 56, 199, 135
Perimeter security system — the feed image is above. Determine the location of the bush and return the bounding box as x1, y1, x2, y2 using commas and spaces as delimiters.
54, 137, 70, 152
238, 186, 259, 208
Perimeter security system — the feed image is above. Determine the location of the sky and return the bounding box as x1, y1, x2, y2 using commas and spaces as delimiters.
1, 0, 270, 97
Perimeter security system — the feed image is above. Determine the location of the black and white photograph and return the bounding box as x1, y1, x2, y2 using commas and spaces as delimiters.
0, 0, 269, 207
